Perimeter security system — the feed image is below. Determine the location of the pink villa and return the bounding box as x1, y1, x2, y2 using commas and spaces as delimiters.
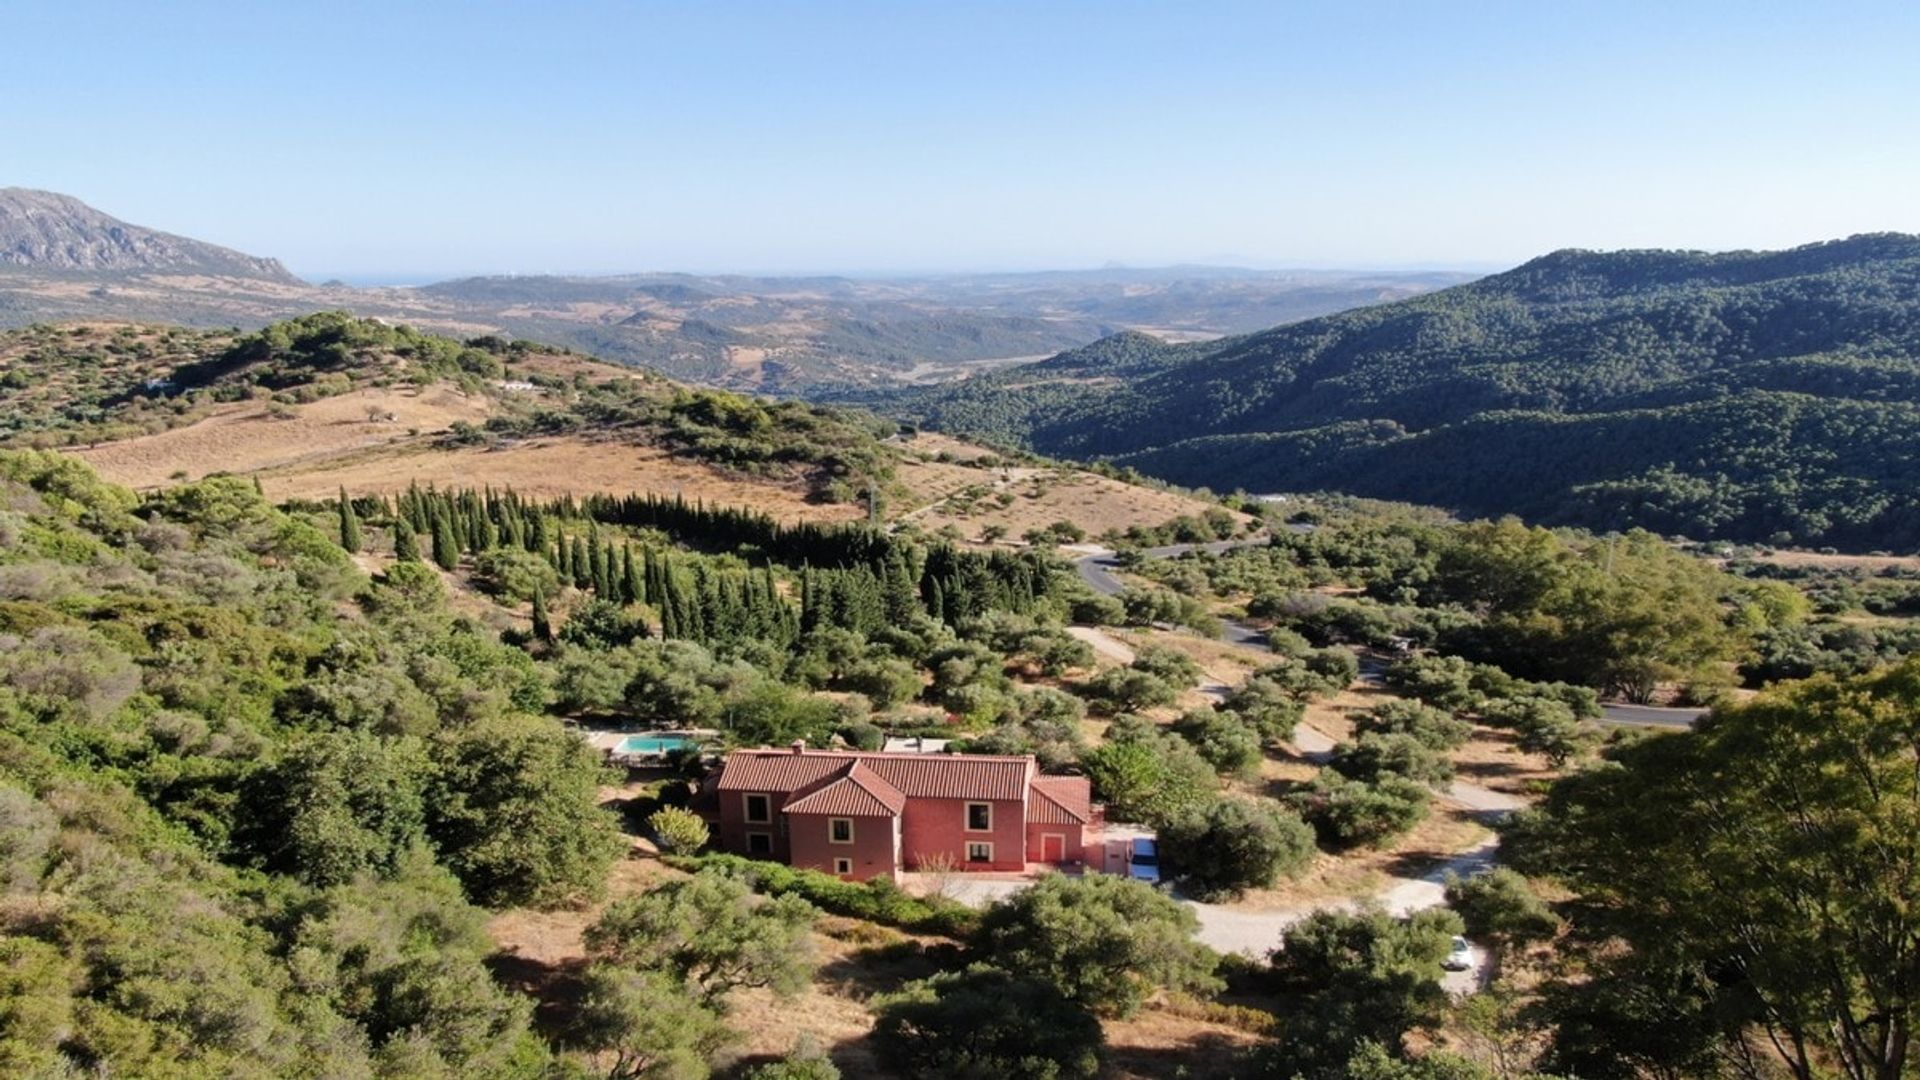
702, 744, 1098, 881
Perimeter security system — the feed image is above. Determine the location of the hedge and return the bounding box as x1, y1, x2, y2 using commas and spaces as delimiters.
662, 853, 980, 936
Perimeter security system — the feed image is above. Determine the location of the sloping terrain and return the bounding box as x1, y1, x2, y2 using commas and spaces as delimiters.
4, 315, 1228, 536
885, 234, 1920, 548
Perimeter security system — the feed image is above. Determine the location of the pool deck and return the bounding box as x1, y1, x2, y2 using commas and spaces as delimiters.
573, 725, 718, 757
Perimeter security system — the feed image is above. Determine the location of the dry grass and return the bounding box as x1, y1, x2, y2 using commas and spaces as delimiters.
1453, 724, 1557, 796
896, 435, 1243, 543
1747, 549, 1920, 572
69, 386, 495, 489
1103, 1008, 1266, 1079
262, 436, 861, 523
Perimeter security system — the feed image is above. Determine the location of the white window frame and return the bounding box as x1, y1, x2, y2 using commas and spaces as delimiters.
745, 831, 773, 855
833, 857, 853, 875
966, 841, 993, 864
965, 802, 993, 833
743, 793, 771, 824
829, 817, 855, 844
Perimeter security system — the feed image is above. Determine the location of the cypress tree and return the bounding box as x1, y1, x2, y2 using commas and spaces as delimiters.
623, 546, 645, 605
337, 487, 363, 553
531, 589, 552, 644
432, 513, 460, 571
571, 537, 591, 589
392, 517, 421, 562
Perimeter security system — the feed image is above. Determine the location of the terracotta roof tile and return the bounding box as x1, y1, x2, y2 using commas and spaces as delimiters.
1029, 775, 1093, 824
717, 748, 1035, 802
782, 762, 907, 817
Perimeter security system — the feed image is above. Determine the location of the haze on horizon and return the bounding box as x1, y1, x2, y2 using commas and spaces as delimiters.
6, 0, 1917, 280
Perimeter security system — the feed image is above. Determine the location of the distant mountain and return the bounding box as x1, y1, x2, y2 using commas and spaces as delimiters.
0, 191, 1469, 393
0, 188, 300, 282
883, 235, 1920, 549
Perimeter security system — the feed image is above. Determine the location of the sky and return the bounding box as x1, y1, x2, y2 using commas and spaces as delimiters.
5, 0, 1918, 280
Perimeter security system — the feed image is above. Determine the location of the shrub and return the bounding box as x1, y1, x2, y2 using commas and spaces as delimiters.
1218, 675, 1307, 741
1355, 700, 1472, 752
1482, 695, 1593, 765
744, 1044, 842, 1080
1303, 647, 1361, 688
1130, 645, 1204, 689
571, 965, 731, 1077
585, 870, 816, 1004
559, 598, 650, 649
1069, 592, 1126, 626
1161, 798, 1317, 900
1292, 772, 1432, 850
663, 853, 979, 937
1083, 667, 1177, 713
873, 965, 1103, 1080
1081, 735, 1217, 827
469, 547, 560, 603
1443, 868, 1560, 945
1265, 908, 1465, 1076
1171, 709, 1264, 779
835, 719, 886, 751
974, 873, 1220, 1018
1330, 733, 1455, 787
646, 806, 710, 855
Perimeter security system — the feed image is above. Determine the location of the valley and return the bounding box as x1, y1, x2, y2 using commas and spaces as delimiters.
0, 188, 1470, 395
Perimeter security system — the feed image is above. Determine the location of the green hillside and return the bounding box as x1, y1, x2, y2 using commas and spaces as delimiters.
885, 234, 1920, 548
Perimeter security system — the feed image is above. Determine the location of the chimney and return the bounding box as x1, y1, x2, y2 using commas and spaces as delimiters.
790, 740, 806, 755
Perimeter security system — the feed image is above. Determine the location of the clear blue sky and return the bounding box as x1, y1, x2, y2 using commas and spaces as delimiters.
6, 1, 1918, 279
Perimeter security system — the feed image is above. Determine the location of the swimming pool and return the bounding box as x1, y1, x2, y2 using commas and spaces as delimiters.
615, 734, 697, 755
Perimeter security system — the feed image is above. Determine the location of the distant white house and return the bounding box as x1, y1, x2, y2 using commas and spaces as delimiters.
881, 736, 951, 754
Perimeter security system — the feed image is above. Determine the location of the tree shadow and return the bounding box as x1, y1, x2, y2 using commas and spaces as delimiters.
485, 952, 589, 1043
1105, 1031, 1260, 1080
814, 940, 956, 1001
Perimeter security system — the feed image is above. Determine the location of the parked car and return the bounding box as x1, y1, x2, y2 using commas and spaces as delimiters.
1126, 837, 1160, 884
1444, 935, 1475, 971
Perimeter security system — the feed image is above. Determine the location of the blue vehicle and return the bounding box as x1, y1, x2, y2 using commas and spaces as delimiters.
1126, 837, 1161, 884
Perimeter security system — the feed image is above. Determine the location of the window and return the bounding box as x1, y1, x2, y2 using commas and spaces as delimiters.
833, 858, 853, 875
743, 793, 771, 824
966, 842, 993, 864
965, 802, 992, 832
829, 818, 854, 844
746, 832, 773, 855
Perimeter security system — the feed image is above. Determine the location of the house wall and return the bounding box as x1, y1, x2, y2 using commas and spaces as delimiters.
900, 796, 1026, 872
716, 789, 790, 863
1024, 821, 1086, 865
787, 811, 898, 882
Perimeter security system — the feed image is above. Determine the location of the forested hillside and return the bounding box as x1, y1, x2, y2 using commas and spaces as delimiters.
886, 234, 1920, 549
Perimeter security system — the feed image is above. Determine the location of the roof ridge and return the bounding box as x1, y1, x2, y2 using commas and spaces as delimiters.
735, 747, 1036, 765
844, 760, 905, 799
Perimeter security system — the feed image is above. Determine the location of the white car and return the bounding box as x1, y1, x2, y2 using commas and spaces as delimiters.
1126, 837, 1161, 884
1444, 935, 1475, 972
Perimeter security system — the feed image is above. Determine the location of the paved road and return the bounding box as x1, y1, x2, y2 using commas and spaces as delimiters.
1068, 539, 1273, 597
1070, 542, 1272, 648
1598, 702, 1707, 728
925, 780, 1510, 992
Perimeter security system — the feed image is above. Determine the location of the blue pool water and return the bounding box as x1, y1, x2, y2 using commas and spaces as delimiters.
616, 735, 696, 755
